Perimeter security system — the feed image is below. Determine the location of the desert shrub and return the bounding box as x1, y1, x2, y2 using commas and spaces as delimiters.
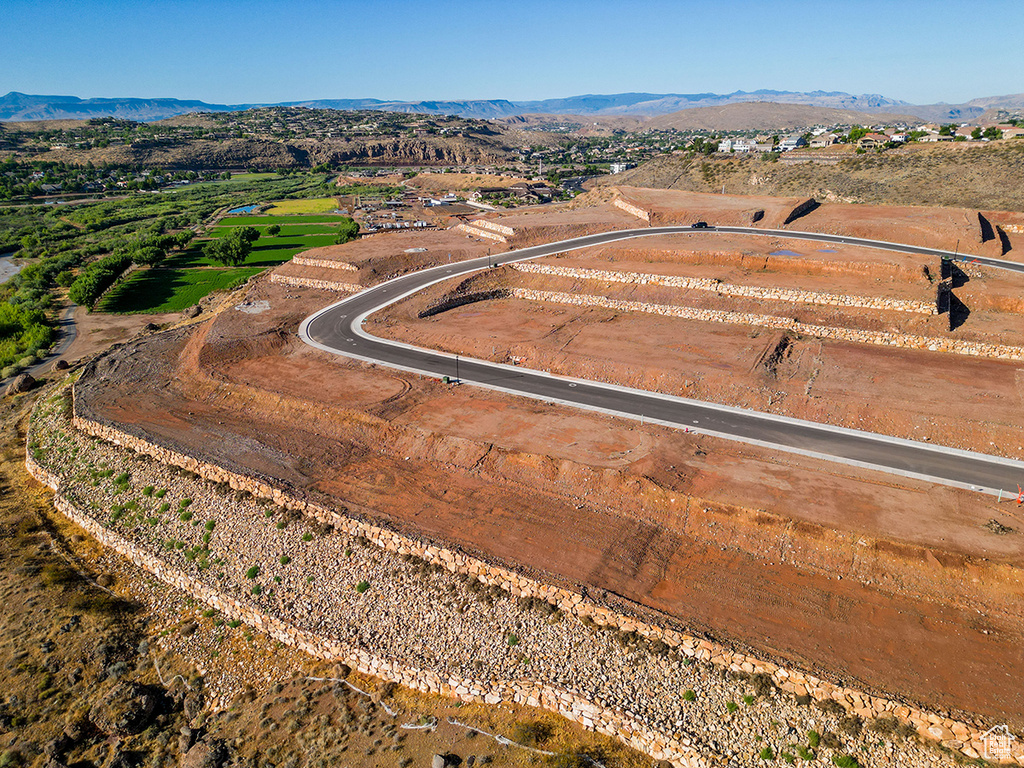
751, 672, 776, 696
831, 756, 859, 768
682, 689, 696, 702
837, 715, 863, 737
245, 565, 260, 579
821, 732, 842, 751
511, 721, 552, 747
355, 580, 370, 593
759, 746, 774, 760
807, 730, 820, 748
816, 699, 847, 717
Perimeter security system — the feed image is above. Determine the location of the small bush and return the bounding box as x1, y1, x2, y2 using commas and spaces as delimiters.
816, 699, 846, 717
507, 632, 520, 647
180, 498, 192, 508
831, 756, 859, 768
301, 532, 312, 542
355, 580, 370, 593
252, 584, 263, 595
751, 672, 775, 696
726, 701, 738, 713
759, 746, 774, 760
682, 689, 696, 702
228, 619, 242, 628
797, 745, 814, 761
280, 555, 291, 565
821, 732, 842, 751
205, 520, 216, 531
143, 486, 154, 496
154, 488, 167, 498
743, 695, 755, 705
807, 730, 820, 748
245, 565, 260, 579
511, 721, 552, 747
180, 511, 193, 522
837, 715, 863, 737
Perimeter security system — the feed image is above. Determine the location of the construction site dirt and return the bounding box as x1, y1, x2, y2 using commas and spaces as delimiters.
74, 190, 1024, 731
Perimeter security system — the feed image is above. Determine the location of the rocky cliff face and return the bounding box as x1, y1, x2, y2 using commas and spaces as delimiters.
29, 134, 516, 169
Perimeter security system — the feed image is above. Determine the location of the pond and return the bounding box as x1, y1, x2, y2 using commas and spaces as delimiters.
227, 204, 260, 214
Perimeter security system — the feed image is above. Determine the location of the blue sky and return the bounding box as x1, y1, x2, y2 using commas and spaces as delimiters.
3, 0, 1022, 105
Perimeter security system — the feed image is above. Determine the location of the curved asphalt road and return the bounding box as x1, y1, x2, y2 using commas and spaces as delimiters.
300, 225, 1024, 497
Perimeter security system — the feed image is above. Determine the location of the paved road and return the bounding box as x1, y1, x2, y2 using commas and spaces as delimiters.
300, 225, 1024, 496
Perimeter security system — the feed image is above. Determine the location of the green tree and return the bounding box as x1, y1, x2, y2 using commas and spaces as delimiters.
204, 227, 259, 267
983, 126, 1003, 140
971, 127, 983, 140
334, 217, 359, 245
266, 224, 281, 236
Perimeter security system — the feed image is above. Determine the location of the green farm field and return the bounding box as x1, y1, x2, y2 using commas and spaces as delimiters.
263, 197, 340, 214
97, 267, 264, 314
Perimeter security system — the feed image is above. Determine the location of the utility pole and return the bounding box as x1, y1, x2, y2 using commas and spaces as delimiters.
455, 354, 460, 383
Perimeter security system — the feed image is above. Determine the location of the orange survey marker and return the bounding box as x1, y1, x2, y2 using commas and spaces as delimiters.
1017, 484, 1023, 504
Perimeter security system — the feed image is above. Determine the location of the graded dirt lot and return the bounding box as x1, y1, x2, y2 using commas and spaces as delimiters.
69, 190, 1024, 734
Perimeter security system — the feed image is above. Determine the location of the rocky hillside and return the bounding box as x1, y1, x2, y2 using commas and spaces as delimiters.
31, 134, 516, 169
604, 141, 1024, 211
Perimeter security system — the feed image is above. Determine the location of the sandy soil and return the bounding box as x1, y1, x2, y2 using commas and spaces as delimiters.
62, 306, 180, 363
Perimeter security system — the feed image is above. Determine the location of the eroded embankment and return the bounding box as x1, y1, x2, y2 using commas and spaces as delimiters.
27, 378, 1023, 767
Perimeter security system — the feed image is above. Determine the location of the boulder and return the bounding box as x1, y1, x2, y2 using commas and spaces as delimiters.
181, 739, 228, 768
54, 359, 70, 371
432, 755, 447, 768
182, 305, 202, 319
6, 373, 36, 396
89, 682, 159, 735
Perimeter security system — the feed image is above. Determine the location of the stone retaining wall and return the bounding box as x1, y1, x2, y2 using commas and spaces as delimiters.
512, 288, 1024, 361
613, 198, 650, 222
455, 223, 507, 243
472, 220, 516, 237
511, 263, 935, 314
269, 273, 361, 293
292, 257, 358, 271
60, 392, 1021, 764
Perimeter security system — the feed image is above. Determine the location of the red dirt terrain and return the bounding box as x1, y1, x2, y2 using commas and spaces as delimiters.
73, 191, 1024, 732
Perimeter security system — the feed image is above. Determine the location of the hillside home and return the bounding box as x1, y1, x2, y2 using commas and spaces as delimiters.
810, 133, 837, 148
778, 134, 807, 151
732, 139, 758, 153
857, 132, 888, 149
717, 139, 733, 152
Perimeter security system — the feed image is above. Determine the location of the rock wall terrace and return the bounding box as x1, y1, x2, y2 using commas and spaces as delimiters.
21, 377, 1015, 765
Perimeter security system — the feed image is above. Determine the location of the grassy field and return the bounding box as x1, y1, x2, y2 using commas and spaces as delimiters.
95, 212, 341, 313
209, 222, 338, 236
97, 267, 264, 313
171, 233, 338, 269
263, 197, 340, 214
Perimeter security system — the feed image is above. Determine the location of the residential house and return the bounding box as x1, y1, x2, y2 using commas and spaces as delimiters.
778, 134, 808, 151
810, 133, 837, 148
857, 132, 889, 149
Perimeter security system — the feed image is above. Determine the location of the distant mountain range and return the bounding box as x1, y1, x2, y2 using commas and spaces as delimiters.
2, 89, 1023, 124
